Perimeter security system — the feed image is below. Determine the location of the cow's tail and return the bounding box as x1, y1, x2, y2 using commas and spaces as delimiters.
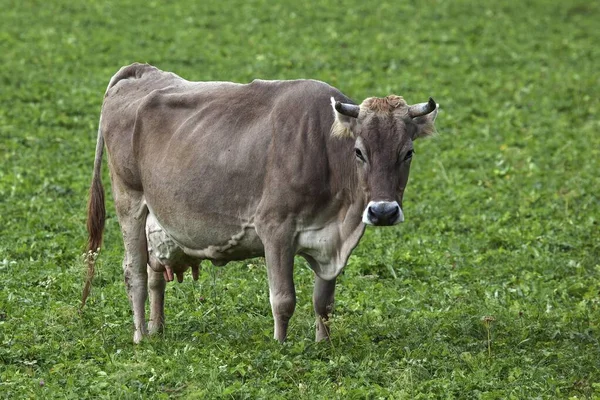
81, 116, 106, 310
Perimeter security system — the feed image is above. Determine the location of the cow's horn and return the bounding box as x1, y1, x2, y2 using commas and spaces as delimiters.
335, 101, 360, 118
408, 98, 437, 118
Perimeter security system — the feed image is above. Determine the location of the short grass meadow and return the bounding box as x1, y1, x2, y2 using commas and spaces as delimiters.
1, 0, 599, 398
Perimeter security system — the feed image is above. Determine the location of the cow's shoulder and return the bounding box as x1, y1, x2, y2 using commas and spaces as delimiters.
248, 78, 344, 99
244, 78, 354, 124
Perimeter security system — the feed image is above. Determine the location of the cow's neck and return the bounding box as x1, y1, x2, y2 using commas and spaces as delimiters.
328, 138, 368, 235
332, 165, 367, 274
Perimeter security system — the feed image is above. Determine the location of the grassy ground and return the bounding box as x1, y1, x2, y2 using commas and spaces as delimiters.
1, 0, 599, 398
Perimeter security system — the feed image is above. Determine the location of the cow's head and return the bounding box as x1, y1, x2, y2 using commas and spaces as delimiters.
331, 95, 438, 226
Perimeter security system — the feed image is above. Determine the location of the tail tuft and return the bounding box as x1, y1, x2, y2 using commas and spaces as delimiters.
81, 120, 106, 310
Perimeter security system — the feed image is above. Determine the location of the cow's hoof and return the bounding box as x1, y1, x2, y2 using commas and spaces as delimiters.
315, 331, 331, 342
133, 330, 144, 344
148, 321, 164, 335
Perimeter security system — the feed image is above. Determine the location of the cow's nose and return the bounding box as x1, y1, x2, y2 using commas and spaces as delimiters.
365, 201, 403, 226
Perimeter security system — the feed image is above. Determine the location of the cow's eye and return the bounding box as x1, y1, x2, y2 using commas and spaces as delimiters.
355, 148, 365, 162
404, 149, 414, 161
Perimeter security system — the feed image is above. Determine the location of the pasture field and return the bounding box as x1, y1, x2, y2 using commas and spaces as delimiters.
1, 0, 599, 398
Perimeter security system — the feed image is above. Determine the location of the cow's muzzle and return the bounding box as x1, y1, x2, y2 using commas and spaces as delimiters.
362, 201, 404, 226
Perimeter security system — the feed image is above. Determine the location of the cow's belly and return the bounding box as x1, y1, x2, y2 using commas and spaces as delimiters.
145, 211, 264, 266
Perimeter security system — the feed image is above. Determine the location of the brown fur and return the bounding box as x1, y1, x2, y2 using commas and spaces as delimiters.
361, 95, 407, 113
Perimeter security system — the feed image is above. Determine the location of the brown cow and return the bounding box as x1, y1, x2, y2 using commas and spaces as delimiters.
82, 63, 439, 343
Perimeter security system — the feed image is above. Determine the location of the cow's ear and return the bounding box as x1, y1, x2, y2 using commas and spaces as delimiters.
412, 105, 438, 139
330, 97, 359, 138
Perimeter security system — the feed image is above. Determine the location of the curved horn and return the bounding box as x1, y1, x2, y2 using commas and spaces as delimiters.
335, 101, 360, 118
408, 97, 437, 118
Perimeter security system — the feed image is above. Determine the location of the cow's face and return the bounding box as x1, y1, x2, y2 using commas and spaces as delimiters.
331, 96, 438, 226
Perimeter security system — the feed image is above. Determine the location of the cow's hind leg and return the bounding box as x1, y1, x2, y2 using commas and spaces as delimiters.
148, 258, 166, 335
114, 188, 149, 343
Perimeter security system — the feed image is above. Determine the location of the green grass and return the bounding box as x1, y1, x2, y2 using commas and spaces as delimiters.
1, 0, 599, 398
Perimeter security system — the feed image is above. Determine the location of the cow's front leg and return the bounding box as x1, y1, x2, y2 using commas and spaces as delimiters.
313, 275, 336, 342
264, 244, 296, 342
147, 259, 166, 335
